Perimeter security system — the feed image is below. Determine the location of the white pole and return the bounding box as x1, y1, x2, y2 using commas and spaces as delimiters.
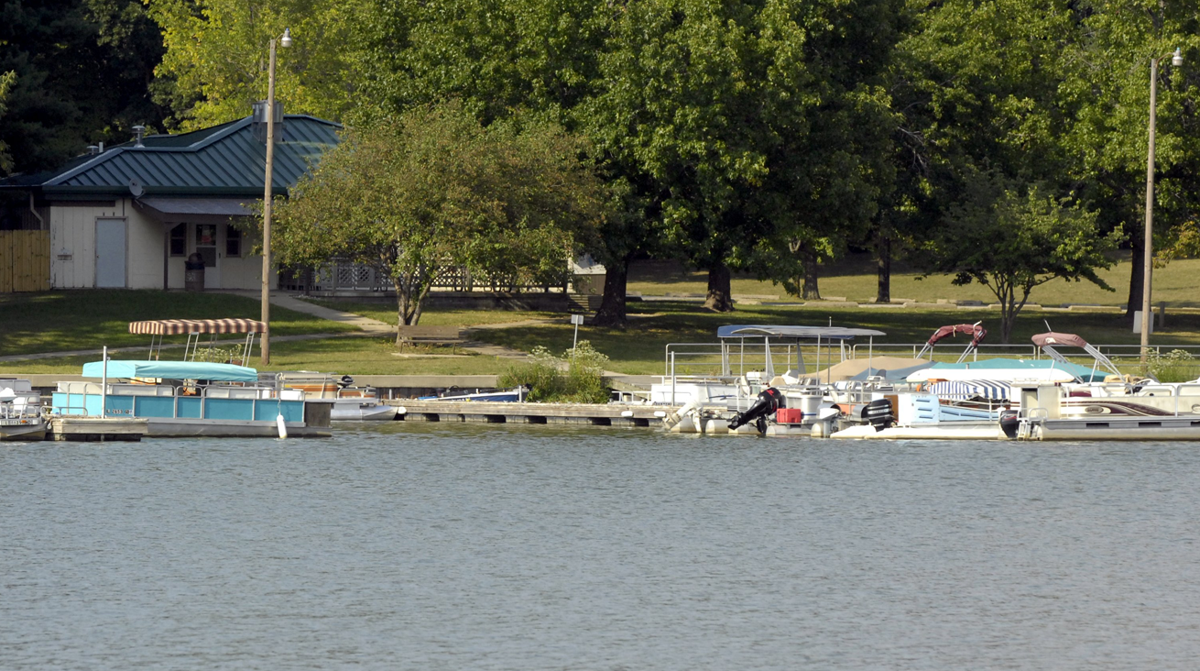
101, 345, 108, 418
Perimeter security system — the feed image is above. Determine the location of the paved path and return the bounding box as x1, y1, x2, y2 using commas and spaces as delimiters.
218, 290, 395, 335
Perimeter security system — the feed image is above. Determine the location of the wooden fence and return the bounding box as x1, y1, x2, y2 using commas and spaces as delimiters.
0, 230, 51, 293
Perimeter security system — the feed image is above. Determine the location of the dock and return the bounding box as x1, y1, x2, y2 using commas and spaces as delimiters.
48, 416, 149, 441
393, 400, 665, 427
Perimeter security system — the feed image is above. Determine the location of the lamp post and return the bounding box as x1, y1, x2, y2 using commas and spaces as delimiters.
261, 27, 292, 364
1141, 46, 1183, 363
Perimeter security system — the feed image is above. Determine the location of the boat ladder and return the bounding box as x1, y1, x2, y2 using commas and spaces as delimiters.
1015, 407, 1048, 441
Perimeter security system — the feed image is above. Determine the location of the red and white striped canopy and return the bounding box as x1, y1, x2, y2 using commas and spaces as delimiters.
129, 318, 267, 335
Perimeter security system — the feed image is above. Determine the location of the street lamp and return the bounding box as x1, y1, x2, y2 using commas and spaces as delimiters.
1141, 47, 1183, 363
261, 27, 291, 364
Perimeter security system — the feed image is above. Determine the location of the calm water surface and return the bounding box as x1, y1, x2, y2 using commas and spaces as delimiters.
3, 423, 1200, 669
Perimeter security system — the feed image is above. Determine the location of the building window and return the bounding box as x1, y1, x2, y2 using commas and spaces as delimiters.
169, 224, 186, 256
226, 226, 242, 257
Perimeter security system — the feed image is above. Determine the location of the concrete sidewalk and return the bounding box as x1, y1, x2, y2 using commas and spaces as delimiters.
218, 290, 395, 334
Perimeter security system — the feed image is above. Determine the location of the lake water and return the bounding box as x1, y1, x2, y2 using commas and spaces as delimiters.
3, 423, 1200, 670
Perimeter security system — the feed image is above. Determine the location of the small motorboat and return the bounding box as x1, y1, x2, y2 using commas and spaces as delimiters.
0, 379, 46, 441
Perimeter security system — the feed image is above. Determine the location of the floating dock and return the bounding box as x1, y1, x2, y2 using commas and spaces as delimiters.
393, 400, 663, 427
48, 416, 149, 442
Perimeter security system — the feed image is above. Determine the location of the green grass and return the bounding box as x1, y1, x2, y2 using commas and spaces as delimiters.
0, 290, 357, 357
6, 253, 1200, 379
470, 301, 1200, 375
627, 253, 1200, 307
305, 298, 562, 328
0, 336, 524, 376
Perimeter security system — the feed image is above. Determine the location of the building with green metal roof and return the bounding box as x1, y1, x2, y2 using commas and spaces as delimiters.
0, 105, 341, 291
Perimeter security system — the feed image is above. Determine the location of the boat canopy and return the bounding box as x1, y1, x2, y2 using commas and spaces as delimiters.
907, 359, 1106, 383
717, 325, 886, 340
129, 318, 265, 363
917, 322, 987, 363
129, 318, 266, 335
1031, 332, 1122, 379
928, 379, 1012, 401
807, 357, 933, 382
82, 360, 260, 382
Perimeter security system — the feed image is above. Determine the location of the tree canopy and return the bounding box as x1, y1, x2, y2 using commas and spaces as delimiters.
272, 102, 608, 337
925, 172, 1124, 342
8, 0, 1200, 323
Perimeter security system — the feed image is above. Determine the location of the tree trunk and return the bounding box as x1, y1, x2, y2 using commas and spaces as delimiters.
1126, 235, 1145, 322
801, 245, 820, 300
875, 233, 891, 304
593, 253, 632, 328
703, 262, 734, 311
394, 277, 411, 345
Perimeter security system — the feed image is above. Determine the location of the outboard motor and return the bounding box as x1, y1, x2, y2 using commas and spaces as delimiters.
338, 375, 354, 389
729, 387, 785, 434
861, 398, 895, 431
999, 409, 1021, 439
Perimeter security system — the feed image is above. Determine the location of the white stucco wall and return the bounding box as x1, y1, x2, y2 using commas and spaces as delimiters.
50, 200, 277, 290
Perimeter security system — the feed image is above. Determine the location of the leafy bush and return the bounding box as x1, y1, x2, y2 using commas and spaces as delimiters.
1145, 349, 1200, 383
192, 346, 243, 364
498, 341, 610, 403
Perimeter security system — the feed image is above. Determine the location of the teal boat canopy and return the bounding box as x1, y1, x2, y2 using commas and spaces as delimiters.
928, 359, 1107, 382
82, 360, 260, 382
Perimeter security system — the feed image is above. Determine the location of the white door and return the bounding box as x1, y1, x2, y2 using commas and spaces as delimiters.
95, 218, 127, 288
195, 224, 222, 288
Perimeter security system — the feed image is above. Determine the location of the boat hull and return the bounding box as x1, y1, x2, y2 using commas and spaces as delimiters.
1029, 416, 1200, 441
330, 402, 396, 421
0, 419, 48, 441
143, 417, 330, 438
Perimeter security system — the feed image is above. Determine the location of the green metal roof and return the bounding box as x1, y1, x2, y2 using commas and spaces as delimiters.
2, 115, 341, 198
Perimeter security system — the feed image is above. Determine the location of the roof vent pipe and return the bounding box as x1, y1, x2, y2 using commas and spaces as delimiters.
132, 125, 145, 147
251, 100, 284, 144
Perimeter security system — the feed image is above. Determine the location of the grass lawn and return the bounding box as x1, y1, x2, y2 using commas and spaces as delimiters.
5, 256, 1200, 379
305, 298, 563, 328
627, 254, 1200, 307
0, 290, 357, 357
0, 335, 526, 376
470, 301, 1200, 376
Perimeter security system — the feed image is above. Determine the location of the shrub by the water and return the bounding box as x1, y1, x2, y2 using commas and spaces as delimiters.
499, 341, 610, 403
1145, 349, 1200, 383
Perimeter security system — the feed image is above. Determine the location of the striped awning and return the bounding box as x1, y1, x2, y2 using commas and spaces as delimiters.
129, 318, 266, 335
928, 379, 1012, 400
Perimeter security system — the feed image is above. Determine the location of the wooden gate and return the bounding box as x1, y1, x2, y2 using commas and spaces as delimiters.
0, 230, 51, 293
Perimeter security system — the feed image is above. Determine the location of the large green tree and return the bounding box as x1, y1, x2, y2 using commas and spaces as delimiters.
927, 172, 1123, 342
0, 0, 165, 175
0, 70, 15, 174
1057, 1, 1200, 318
357, 0, 657, 326
585, 0, 904, 310
272, 103, 608, 338
148, 0, 369, 128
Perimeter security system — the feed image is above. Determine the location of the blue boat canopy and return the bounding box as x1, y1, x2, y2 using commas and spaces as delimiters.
82, 360, 260, 382
926, 359, 1107, 382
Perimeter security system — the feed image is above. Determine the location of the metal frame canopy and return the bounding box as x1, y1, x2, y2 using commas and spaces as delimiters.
129, 318, 266, 363
82, 360, 259, 382
1032, 331, 1123, 380
717, 325, 886, 340
716, 325, 887, 379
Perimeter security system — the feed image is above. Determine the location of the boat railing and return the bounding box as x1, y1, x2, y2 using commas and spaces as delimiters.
850, 343, 1040, 361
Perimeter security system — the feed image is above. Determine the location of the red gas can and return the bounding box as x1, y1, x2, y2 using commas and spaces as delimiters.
775, 408, 804, 425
